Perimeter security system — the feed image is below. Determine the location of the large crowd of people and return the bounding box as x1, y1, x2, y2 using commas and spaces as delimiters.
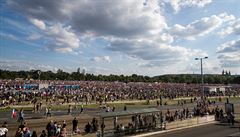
0, 79, 239, 137
1, 80, 240, 107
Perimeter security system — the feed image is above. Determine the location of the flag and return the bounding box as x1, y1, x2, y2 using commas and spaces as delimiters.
12, 109, 17, 118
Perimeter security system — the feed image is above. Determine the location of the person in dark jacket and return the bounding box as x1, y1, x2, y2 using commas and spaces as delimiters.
31, 131, 37, 137
72, 117, 78, 132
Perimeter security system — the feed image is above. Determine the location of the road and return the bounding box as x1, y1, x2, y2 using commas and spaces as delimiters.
148, 123, 240, 137
1, 101, 240, 123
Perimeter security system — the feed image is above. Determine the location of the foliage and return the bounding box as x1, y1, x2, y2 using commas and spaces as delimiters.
0, 69, 239, 84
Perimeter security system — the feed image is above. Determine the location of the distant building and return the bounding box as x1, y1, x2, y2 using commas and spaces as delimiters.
39, 83, 49, 90
204, 85, 231, 95
82, 69, 86, 75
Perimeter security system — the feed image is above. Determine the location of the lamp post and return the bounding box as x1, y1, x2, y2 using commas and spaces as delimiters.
195, 57, 208, 97
38, 70, 41, 81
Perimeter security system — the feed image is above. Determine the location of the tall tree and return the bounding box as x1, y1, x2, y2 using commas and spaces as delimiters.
77, 67, 81, 74
225, 71, 228, 76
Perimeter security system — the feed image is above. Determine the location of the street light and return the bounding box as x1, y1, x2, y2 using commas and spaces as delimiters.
195, 57, 208, 97
38, 70, 41, 81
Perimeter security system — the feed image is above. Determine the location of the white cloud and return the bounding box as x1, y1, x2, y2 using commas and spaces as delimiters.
0, 32, 41, 47
217, 39, 240, 68
163, 0, 212, 13
91, 56, 111, 63
46, 23, 80, 53
9, 0, 240, 75
9, 0, 167, 38
27, 33, 42, 40
169, 13, 235, 40
29, 18, 46, 30
217, 39, 240, 53
71, 51, 83, 55
107, 38, 207, 67
218, 53, 240, 67
0, 32, 17, 40
218, 19, 240, 36
28, 18, 80, 53
157, 33, 174, 44
9, 0, 170, 54
0, 59, 58, 72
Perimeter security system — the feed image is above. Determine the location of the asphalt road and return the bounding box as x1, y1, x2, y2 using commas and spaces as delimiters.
1, 101, 239, 123
148, 123, 240, 137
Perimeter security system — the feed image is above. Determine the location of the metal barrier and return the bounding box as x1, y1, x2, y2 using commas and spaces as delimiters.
99, 115, 215, 137
165, 115, 215, 130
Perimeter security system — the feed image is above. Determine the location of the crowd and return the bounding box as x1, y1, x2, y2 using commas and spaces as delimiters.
0, 80, 239, 137
1, 117, 85, 137
1, 80, 240, 107
165, 99, 214, 122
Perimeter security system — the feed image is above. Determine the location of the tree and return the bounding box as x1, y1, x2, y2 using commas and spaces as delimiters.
77, 67, 81, 74
225, 71, 229, 76
0, 69, 238, 84
222, 70, 225, 75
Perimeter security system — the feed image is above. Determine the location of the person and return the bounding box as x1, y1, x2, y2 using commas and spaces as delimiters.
60, 124, 67, 137
18, 122, 27, 131
15, 128, 23, 137
106, 106, 110, 112
18, 109, 24, 125
62, 120, 67, 128
0, 127, 8, 137
45, 108, 48, 116
91, 118, 98, 132
120, 124, 125, 131
46, 120, 54, 137
230, 113, 235, 125
40, 130, 47, 137
72, 117, 78, 133
124, 106, 127, 111
23, 127, 31, 137
1, 122, 7, 128
68, 105, 72, 115
112, 106, 115, 112
31, 131, 37, 137
53, 122, 58, 136
36, 104, 39, 112
85, 122, 91, 133
80, 104, 83, 114
75, 126, 81, 134
56, 125, 61, 136
46, 107, 51, 117
40, 101, 43, 110
114, 117, 118, 129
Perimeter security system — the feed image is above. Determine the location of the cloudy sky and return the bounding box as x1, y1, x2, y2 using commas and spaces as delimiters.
0, 0, 240, 76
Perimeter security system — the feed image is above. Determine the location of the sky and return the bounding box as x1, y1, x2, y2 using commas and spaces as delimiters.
0, 0, 240, 76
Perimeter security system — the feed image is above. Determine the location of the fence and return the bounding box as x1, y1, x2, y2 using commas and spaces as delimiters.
165, 115, 215, 130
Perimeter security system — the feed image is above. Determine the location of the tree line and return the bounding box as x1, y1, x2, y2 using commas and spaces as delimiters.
0, 69, 239, 84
